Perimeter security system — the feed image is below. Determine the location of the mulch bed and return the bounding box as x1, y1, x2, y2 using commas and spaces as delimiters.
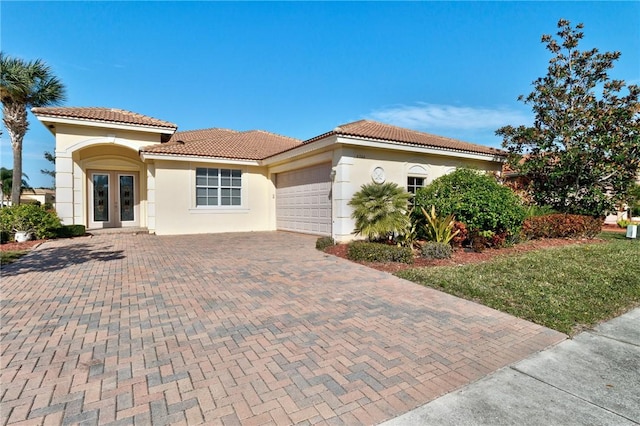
324, 236, 609, 274
0, 239, 46, 252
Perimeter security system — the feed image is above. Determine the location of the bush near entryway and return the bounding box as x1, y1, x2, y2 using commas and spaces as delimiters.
413, 168, 527, 239
0, 204, 62, 240
56, 224, 87, 238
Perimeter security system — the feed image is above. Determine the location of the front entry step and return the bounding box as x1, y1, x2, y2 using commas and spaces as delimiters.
87, 227, 149, 236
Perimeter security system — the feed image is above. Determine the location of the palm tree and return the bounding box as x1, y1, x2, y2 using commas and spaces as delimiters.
0, 167, 31, 206
348, 182, 412, 241
0, 53, 65, 205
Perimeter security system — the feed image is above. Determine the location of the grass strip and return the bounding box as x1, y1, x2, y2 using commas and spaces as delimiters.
1, 250, 29, 266
396, 233, 640, 335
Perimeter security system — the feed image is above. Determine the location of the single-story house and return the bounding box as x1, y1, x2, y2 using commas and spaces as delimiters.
33, 107, 506, 242
20, 188, 55, 206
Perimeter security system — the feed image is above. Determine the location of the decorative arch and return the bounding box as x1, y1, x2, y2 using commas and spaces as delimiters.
62, 136, 142, 155
408, 165, 429, 176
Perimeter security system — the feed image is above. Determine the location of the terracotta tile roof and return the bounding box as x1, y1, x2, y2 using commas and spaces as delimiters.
167, 127, 239, 143
305, 119, 506, 157
31, 107, 177, 129
142, 128, 301, 160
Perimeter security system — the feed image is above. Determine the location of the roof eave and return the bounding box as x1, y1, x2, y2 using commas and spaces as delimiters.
140, 151, 262, 166
262, 136, 337, 165
32, 113, 177, 135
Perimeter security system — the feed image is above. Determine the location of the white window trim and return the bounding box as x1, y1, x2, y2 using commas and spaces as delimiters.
190, 165, 249, 211
407, 175, 426, 194
406, 165, 428, 194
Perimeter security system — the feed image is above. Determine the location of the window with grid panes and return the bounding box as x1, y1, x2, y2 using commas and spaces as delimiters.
196, 168, 242, 206
407, 176, 425, 194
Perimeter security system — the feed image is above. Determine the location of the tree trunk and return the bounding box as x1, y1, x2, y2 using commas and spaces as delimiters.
2, 103, 28, 206
11, 141, 23, 205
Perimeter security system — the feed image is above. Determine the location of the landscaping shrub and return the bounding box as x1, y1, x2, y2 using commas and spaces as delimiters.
524, 204, 557, 218
56, 224, 87, 238
315, 236, 335, 251
413, 168, 526, 238
348, 182, 411, 241
451, 221, 468, 248
521, 214, 602, 240
421, 242, 453, 259
616, 219, 633, 228
0, 204, 62, 239
420, 206, 459, 244
347, 241, 413, 264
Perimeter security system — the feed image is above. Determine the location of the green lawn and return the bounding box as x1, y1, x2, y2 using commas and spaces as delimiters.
396, 232, 640, 335
0, 250, 29, 266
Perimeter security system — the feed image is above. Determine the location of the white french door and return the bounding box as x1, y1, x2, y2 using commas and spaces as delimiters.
88, 171, 139, 229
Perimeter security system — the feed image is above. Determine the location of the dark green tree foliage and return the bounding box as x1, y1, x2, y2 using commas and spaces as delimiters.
413, 168, 526, 236
41, 151, 55, 182
496, 20, 640, 217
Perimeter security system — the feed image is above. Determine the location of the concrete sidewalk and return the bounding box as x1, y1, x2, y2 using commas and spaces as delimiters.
382, 307, 640, 426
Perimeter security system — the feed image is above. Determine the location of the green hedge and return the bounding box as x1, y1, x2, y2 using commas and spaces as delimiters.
347, 241, 414, 264
521, 214, 602, 239
56, 224, 86, 238
315, 236, 335, 251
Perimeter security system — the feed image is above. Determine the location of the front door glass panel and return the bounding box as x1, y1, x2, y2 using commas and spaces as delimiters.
93, 174, 109, 222
119, 175, 134, 222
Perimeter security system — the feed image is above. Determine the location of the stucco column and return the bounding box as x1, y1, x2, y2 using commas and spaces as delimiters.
54, 152, 74, 225
146, 162, 156, 232
332, 157, 355, 242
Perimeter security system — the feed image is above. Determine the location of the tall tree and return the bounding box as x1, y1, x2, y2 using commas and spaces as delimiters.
496, 19, 640, 217
0, 53, 66, 205
41, 150, 56, 186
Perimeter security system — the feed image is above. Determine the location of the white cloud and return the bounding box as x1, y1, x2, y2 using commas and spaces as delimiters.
367, 103, 531, 131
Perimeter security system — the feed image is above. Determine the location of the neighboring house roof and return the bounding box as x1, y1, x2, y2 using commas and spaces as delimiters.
25, 188, 55, 195
305, 120, 506, 157
31, 107, 178, 130
142, 128, 302, 160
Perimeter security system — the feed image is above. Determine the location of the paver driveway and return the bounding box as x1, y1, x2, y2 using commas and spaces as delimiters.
1, 232, 565, 425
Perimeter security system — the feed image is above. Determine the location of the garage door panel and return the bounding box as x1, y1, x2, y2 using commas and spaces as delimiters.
276, 164, 332, 236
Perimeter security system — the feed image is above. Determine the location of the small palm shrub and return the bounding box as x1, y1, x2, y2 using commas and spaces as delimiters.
347, 241, 413, 264
349, 182, 411, 241
421, 242, 453, 259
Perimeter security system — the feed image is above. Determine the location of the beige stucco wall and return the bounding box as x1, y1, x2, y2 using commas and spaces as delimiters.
152, 159, 274, 235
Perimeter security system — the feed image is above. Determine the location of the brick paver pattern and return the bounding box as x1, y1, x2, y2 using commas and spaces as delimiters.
1, 232, 565, 425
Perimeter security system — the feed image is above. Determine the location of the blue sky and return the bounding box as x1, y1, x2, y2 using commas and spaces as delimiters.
1, 1, 638, 188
